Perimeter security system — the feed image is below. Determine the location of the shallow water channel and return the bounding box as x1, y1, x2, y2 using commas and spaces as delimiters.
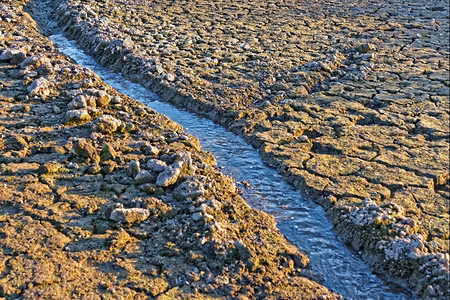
50, 34, 412, 299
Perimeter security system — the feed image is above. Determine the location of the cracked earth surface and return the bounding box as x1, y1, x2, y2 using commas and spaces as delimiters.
1, 0, 449, 298
33, 0, 450, 297
0, 2, 342, 299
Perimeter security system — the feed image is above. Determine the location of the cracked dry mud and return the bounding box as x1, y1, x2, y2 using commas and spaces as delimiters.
31, 0, 449, 297
1, 0, 449, 298
0, 2, 341, 299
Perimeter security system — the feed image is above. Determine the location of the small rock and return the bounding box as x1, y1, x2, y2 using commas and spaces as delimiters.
107, 228, 131, 249
64, 109, 90, 124
318, 61, 332, 73
20, 55, 43, 69
67, 95, 88, 109
165, 73, 176, 82
111, 95, 122, 104
261, 100, 271, 107
85, 95, 98, 108
52, 105, 61, 114
68, 89, 83, 97
93, 114, 122, 134
145, 145, 159, 156
123, 36, 134, 48
146, 159, 166, 172
36, 62, 53, 76
100, 143, 117, 161
80, 78, 94, 88
139, 183, 158, 194
204, 213, 214, 223
156, 161, 183, 187
356, 43, 376, 53
127, 160, 140, 178
73, 138, 100, 163
10, 51, 26, 65
27, 77, 50, 98
23, 71, 37, 80
101, 161, 117, 174
86, 163, 102, 174
37, 161, 62, 174
135, 170, 155, 185
426, 285, 436, 297
404, 218, 416, 228
125, 122, 135, 132
290, 253, 310, 268
192, 212, 202, 221
95, 90, 111, 107
79, 10, 88, 20
0, 49, 21, 61
299, 135, 309, 142
154, 63, 163, 74
174, 176, 206, 200
87, 107, 102, 119
67, 162, 79, 169
242, 43, 252, 50
110, 207, 150, 224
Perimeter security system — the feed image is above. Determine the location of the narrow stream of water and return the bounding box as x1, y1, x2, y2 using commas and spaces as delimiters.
50, 34, 412, 299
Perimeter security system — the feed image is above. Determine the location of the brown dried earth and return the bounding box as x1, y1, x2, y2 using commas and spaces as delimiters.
22, 0, 450, 298
0, 1, 344, 299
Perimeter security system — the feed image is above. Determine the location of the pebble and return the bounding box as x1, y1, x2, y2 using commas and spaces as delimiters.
165, 73, 175, 82
73, 138, 100, 163
111, 95, 122, 104
10, 51, 26, 64
27, 77, 50, 98
52, 105, 61, 114
146, 159, 166, 172
64, 109, 89, 123
0, 49, 21, 61
100, 143, 117, 161
110, 207, 150, 224
94, 90, 111, 107
20, 55, 42, 69
127, 160, 140, 178
135, 169, 155, 184
174, 176, 206, 200
299, 135, 309, 142
156, 160, 183, 187
93, 114, 122, 134
68, 94, 88, 109
192, 212, 202, 221
145, 145, 159, 156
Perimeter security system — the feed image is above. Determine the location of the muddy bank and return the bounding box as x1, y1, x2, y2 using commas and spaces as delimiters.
0, 3, 342, 298
30, 0, 450, 298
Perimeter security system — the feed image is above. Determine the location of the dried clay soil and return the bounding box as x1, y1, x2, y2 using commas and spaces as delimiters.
1, 0, 450, 298
26, 0, 450, 298
0, 2, 343, 299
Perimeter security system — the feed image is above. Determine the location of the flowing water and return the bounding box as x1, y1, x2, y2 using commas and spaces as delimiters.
49, 34, 412, 299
